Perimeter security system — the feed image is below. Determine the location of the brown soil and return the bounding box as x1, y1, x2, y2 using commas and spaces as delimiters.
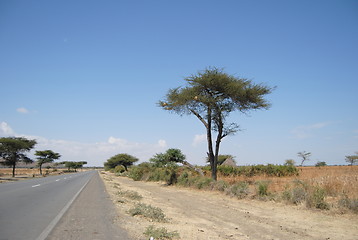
100, 171, 358, 240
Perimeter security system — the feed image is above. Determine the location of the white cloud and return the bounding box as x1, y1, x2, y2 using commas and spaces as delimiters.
192, 134, 206, 146
0, 122, 15, 136
0, 122, 168, 167
16, 107, 29, 114
291, 122, 331, 139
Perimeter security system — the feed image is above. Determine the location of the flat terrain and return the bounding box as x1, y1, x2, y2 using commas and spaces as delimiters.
100, 171, 358, 240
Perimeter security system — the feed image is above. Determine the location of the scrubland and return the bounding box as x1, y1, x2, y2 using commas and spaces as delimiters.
100, 166, 358, 240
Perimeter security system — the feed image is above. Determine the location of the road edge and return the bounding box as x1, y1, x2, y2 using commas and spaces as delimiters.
35, 171, 95, 240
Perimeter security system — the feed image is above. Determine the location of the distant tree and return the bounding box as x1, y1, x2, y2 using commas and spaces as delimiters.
284, 159, 296, 166
159, 67, 273, 180
61, 161, 87, 172
104, 153, 138, 171
345, 152, 358, 166
297, 151, 311, 166
315, 161, 327, 167
35, 150, 61, 175
150, 148, 204, 175
0, 137, 37, 177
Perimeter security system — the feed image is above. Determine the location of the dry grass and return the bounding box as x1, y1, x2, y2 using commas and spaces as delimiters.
218, 166, 358, 199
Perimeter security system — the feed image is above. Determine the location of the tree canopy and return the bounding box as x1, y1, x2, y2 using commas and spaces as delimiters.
150, 148, 186, 167
35, 150, 61, 175
104, 153, 138, 171
0, 137, 37, 177
159, 67, 273, 180
345, 152, 358, 166
297, 151, 311, 166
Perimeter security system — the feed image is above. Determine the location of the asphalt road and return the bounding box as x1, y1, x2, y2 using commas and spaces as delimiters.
0, 171, 95, 240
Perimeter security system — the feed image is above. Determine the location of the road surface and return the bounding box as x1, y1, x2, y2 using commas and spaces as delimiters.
0, 170, 129, 240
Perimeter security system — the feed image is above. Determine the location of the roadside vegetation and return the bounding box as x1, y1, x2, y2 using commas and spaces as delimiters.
105, 157, 358, 214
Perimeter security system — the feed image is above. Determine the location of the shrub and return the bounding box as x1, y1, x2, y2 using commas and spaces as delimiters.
217, 164, 299, 177
177, 171, 190, 186
144, 225, 180, 239
128, 203, 167, 222
256, 181, 269, 197
291, 187, 307, 205
338, 195, 358, 213
114, 165, 126, 173
227, 182, 249, 199
194, 177, 214, 190
117, 190, 143, 201
306, 187, 330, 210
213, 180, 229, 192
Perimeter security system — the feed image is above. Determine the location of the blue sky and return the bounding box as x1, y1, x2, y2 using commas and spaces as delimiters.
1, 0, 357, 167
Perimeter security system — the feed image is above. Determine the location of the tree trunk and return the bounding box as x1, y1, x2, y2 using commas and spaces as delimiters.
39, 164, 42, 175
12, 163, 16, 177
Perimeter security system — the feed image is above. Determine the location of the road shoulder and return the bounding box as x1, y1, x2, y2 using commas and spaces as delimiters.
47, 171, 130, 240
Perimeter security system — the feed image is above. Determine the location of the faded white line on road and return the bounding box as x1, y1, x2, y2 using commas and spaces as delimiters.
56, 179, 60, 181
32, 184, 41, 188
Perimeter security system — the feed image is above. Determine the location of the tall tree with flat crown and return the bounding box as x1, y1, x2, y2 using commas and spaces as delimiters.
35, 150, 61, 175
0, 137, 37, 177
159, 67, 273, 180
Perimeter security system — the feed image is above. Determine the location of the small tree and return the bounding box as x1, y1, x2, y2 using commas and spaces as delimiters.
297, 151, 311, 166
345, 152, 358, 166
61, 161, 87, 171
150, 148, 204, 175
35, 150, 61, 175
284, 159, 296, 166
159, 67, 273, 180
0, 137, 37, 177
104, 153, 138, 171
315, 161, 327, 167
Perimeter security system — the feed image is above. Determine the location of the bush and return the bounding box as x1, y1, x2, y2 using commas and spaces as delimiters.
128, 203, 168, 222
256, 181, 269, 197
306, 187, 330, 210
144, 225, 180, 239
338, 195, 358, 213
212, 180, 229, 192
114, 165, 126, 173
128, 167, 146, 181
177, 171, 190, 186
226, 182, 249, 199
117, 190, 143, 201
217, 164, 299, 177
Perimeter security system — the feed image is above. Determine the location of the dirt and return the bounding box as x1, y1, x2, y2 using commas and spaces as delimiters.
100, 171, 358, 240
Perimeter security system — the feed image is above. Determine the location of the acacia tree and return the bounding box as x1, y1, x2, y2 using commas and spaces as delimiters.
104, 153, 138, 171
150, 148, 203, 174
0, 137, 37, 177
159, 67, 273, 180
35, 150, 61, 175
298, 151, 311, 166
61, 161, 87, 171
345, 152, 358, 166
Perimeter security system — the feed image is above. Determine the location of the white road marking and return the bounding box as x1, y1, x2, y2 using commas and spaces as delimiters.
32, 184, 41, 188
56, 179, 60, 182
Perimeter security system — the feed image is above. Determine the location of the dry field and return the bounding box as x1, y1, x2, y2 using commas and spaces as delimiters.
219, 166, 358, 199
100, 171, 358, 240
